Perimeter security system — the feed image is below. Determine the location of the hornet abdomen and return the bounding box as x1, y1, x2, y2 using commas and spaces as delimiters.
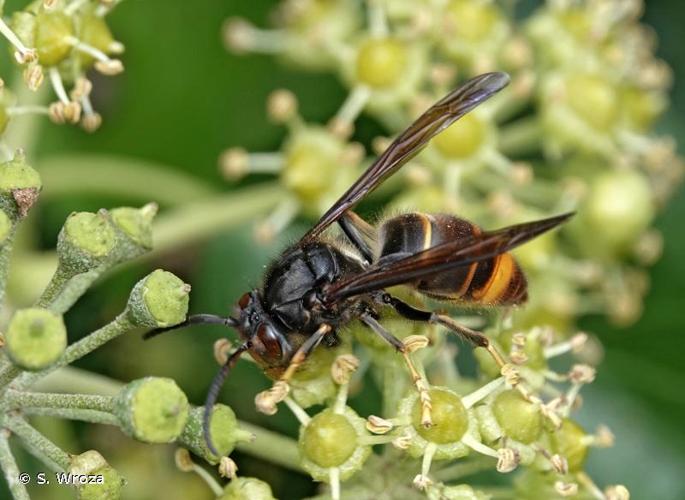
377, 213, 528, 305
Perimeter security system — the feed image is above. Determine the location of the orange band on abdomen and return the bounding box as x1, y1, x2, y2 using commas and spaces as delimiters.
472, 253, 515, 304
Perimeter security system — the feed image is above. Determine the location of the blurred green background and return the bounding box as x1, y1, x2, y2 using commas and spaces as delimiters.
2, 0, 685, 498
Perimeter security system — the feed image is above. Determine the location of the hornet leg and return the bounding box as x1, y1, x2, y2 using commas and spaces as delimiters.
255, 323, 331, 415
361, 313, 433, 427
375, 292, 507, 368
339, 211, 376, 264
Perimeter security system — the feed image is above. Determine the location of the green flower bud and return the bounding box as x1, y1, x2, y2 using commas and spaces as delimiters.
291, 376, 337, 409
302, 412, 356, 467
440, 0, 507, 68
513, 468, 566, 500
179, 405, 253, 464
398, 387, 475, 460
282, 127, 357, 215
412, 388, 468, 444
576, 170, 655, 255
445, 0, 502, 42
299, 407, 371, 481
355, 38, 408, 88
217, 477, 275, 500
5, 308, 66, 370
70, 450, 125, 500
77, 11, 115, 68
556, 8, 592, 42
0, 209, 12, 245
491, 390, 542, 444
0, 153, 42, 218
433, 113, 489, 159
290, 342, 350, 408
9, 11, 36, 53
56, 211, 117, 274
566, 73, 619, 131
34, 11, 75, 66
114, 377, 189, 443
0, 155, 42, 191
550, 418, 588, 472
109, 203, 157, 256
540, 71, 622, 155
262, 0, 360, 70
126, 269, 190, 328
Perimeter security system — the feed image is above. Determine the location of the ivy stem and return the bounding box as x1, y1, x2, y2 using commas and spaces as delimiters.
4, 390, 115, 412
0, 220, 18, 309
4, 416, 71, 472
0, 430, 30, 500
0, 365, 21, 389
27, 367, 306, 472
14, 313, 135, 390
0, 239, 14, 307
359, 435, 395, 446
19, 408, 119, 426
34, 266, 73, 309
232, 421, 303, 473
36, 268, 104, 314
381, 362, 406, 422
433, 456, 495, 481
0, 356, 10, 372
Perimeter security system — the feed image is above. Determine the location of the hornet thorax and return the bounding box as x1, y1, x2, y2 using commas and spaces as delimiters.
262, 241, 365, 334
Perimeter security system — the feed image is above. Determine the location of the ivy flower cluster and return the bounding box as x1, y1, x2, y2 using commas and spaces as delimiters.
1, 0, 125, 145
0, 156, 267, 499
222, 0, 683, 330
185, 306, 626, 499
